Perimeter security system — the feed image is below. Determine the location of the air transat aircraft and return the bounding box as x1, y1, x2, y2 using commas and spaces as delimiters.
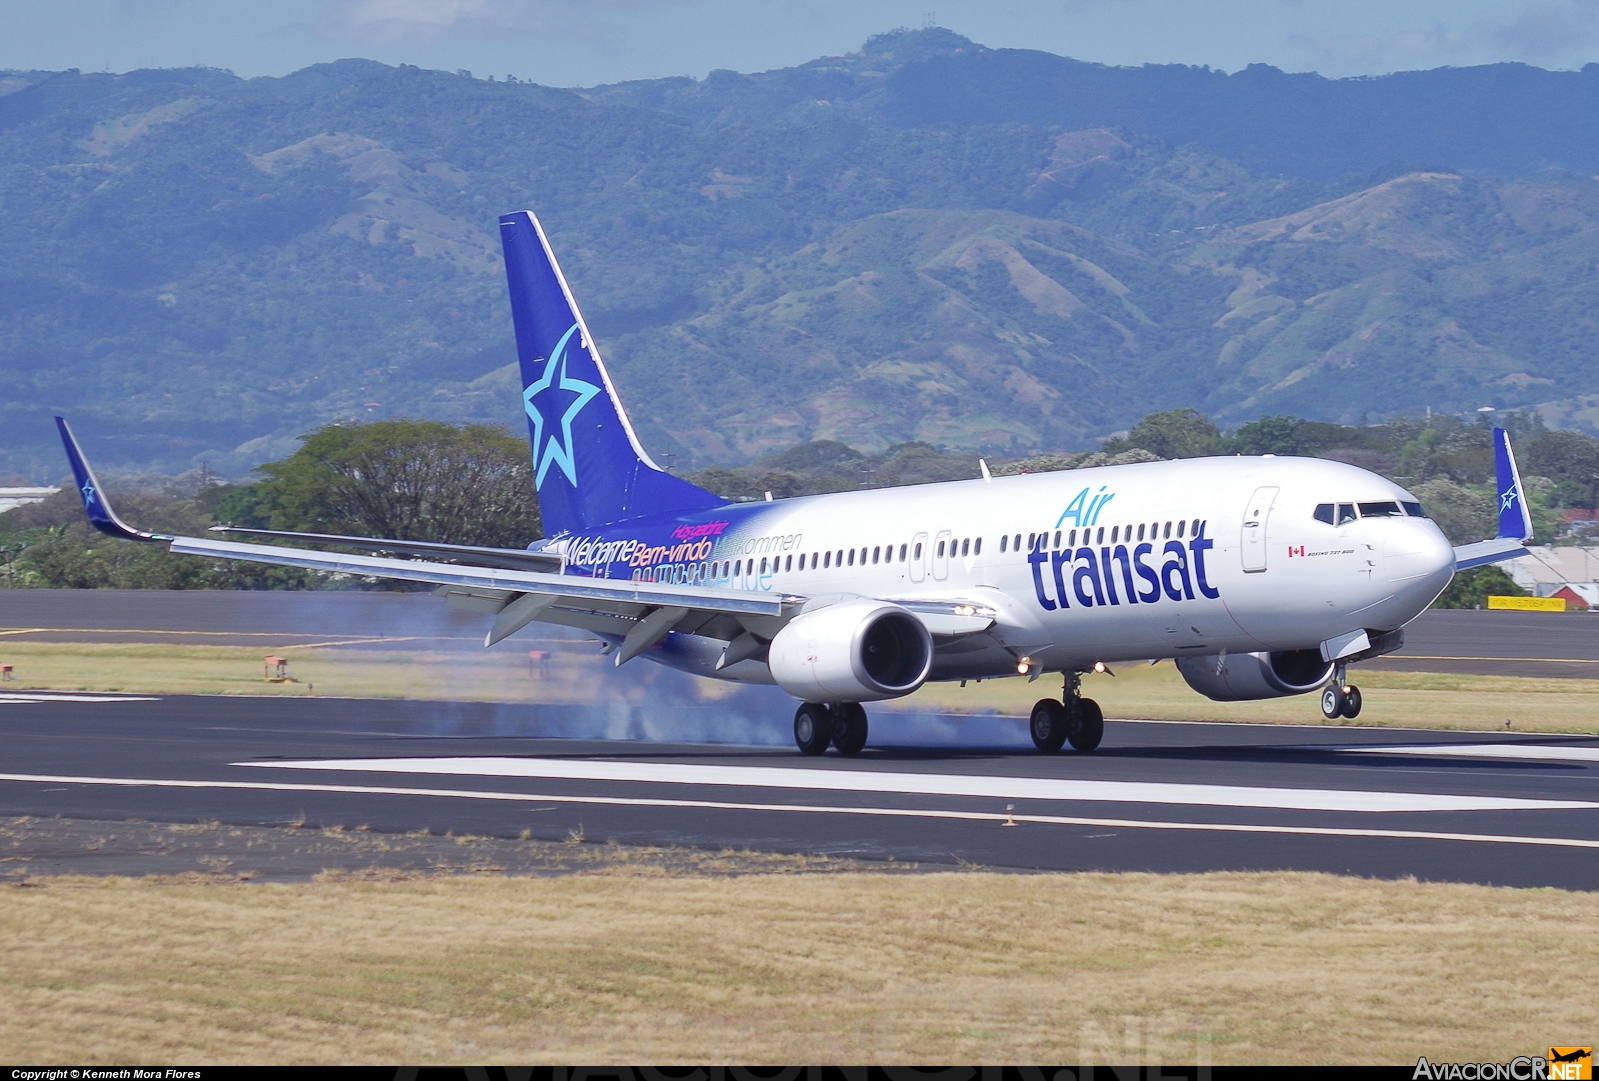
57, 210, 1538, 756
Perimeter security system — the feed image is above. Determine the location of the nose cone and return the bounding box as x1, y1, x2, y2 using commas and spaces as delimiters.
1389, 520, 1457, 612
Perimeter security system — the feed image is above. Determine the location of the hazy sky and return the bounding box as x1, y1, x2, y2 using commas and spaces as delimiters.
4, 0, 1599, 86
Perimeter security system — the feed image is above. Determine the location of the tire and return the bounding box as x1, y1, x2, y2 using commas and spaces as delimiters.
832, 702, 869, 755
1321, 685, 1345, 720
794, 702, 833, 755
1067, 697, 1104, 752
1341, 685, 1363, 719
1030, 698, 1068, 753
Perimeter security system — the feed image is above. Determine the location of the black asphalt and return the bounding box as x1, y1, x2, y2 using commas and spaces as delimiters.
2, 693, 1597, 889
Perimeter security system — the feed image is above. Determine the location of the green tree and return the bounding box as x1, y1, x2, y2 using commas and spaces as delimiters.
253, 420, 541, 546
1103, 409, 1222, 459
1430, 566, 1527, 609
1229, 414, 1307, 456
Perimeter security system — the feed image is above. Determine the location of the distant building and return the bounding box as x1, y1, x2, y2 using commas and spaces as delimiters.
0, 487, 58, 514
1505, 546, 1599, 606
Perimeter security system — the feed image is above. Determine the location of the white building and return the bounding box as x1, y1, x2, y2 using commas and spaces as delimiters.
0, 487, 58, 515
1505, 546, 1599, 599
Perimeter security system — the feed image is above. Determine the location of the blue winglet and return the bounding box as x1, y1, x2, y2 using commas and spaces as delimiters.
1493, 427, 1534, 542
53, 416, 166, 542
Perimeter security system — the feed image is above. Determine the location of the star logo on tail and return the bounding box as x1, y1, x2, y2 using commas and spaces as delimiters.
1500, 486, 1519, 513
523, 323, 601, 488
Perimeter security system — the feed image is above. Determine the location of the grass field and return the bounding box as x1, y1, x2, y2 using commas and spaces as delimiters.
2, 869, 1596, 1064
2, 639, 1597, 734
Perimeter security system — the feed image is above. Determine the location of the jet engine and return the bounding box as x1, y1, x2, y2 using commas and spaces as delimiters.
767, 598, 933, 702
1175, 649, 1334, 702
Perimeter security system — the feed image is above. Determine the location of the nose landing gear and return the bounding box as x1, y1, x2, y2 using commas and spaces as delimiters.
1031, 672, 1104, 753
1320, 664, 1363, 720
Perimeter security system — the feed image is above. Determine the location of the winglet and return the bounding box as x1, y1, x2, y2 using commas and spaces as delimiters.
53, 416, 168, 542
1493, 426, 1534, 543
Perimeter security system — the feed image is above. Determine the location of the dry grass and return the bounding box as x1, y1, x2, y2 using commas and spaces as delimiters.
0, 870, 1595, 1064
4, 640, 1596, 734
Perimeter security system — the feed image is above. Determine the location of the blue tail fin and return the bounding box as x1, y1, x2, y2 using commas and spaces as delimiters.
1493, 427, 1534, 542
499, 211, 724, 535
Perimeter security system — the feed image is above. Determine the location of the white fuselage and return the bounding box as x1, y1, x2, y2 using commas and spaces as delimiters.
548, 455, 1457, 685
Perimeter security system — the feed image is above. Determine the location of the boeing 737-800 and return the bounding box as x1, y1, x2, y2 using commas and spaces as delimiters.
56, 210, 1536, 755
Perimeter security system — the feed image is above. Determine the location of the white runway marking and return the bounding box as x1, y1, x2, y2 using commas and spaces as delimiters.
1339, 743, 1599, 764
237, 756, 1599, 814
0, 771, 1596, 849
0, 693, 159, 704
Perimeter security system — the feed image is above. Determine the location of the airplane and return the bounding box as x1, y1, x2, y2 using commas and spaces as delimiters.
54, 210, 1537, 756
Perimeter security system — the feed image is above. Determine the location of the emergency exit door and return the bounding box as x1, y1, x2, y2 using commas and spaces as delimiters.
1241, 486, 1279, 572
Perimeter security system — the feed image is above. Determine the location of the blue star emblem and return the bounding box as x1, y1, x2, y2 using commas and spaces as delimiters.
1500, 486, 1519, 513
523, 323, 601, 488
81, 482, 96, 506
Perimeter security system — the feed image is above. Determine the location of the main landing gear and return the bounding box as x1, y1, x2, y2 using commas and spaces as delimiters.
793, 702, 869, 756
1030, 672, 1104, 753
1320, 664, 1363, 720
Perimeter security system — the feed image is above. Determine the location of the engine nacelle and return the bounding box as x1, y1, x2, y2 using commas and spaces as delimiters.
767, 598, 933, 702
1175, 649, 1334, 702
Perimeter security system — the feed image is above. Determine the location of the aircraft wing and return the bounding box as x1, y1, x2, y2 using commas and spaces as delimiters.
209, 526, 563, 573
1451, 427, 1535, 571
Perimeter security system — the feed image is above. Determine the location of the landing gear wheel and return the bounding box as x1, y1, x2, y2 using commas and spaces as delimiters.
1321, 685, 1346, 720
1341, 686, 1362, 719
832, 703, 869, 756
794, 702, 833, 755
1030, 699, 1068, 753
1067, 697, 1104, 752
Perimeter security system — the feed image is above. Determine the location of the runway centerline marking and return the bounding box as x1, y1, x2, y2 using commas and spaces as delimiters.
0, 771, 1596, 850
1337, 743, 1599, 764
236, 756, 1599, 813
0, 693, 160, 704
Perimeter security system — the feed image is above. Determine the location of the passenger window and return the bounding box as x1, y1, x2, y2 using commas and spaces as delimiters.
873, 546, 881, 564
961, 538, 970, 557
760, 558, 768, 574
1069, 529, 1077, 546
1000, 535, 1008, 552
1053, 530, 1061, 548
785, 555, 792, 571
899, 543, 907, 560
1192, 519, 1200, 535
1358, 501, 1402, 517
914, 542, 923, 560
1337, 504, 1357, 526
1163, 522, 1171, 539
1403, 501, 1427, 518
823, 551, 830, 568
1028, 532, 1036, 549
1096, 527, 1105, 544
1314, 504, 1334, 525
847, 549, 855, 566
1176, 520, 1185, 538
937, 540, 946, 558
974, 537, 982, 555
1137, 524, 1145, 541
1110, 526, 1118, 543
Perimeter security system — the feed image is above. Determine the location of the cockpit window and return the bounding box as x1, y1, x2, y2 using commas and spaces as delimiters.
1337, 503, 1357, 526
1402, 501, 1427, 518
1314, 503, 1335, 525
1358, 501, 1403, 518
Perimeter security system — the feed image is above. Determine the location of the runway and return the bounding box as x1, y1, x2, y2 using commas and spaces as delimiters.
3, 691, 1598, 888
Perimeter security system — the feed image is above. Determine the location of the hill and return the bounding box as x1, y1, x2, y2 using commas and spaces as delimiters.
4, 30, 1599, 479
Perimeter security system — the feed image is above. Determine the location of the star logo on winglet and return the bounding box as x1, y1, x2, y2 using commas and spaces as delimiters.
81, 482, 96, 507
523, 323, 601, 489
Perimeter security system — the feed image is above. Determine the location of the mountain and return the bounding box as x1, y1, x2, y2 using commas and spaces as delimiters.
3, 30, 1599, 480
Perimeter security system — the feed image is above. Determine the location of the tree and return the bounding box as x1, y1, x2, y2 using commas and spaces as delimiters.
253, 420, 541, 546
1103, 408, 1221, 459
1431, 566, 1526, 609
1229, 414, 1306, 456
1522, 429, 1599, 510
1412, 478, 1496, 545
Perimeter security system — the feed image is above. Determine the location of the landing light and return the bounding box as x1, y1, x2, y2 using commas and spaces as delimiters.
1017, 655, 1032, 675
1092, 661, 1107, 674
953, 604, 976, 617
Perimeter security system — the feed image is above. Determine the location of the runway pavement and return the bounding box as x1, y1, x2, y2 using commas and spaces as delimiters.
2, 691, 1597, 889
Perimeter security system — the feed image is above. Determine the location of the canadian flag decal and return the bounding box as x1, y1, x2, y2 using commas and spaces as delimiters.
1288, 545, 1306, 558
